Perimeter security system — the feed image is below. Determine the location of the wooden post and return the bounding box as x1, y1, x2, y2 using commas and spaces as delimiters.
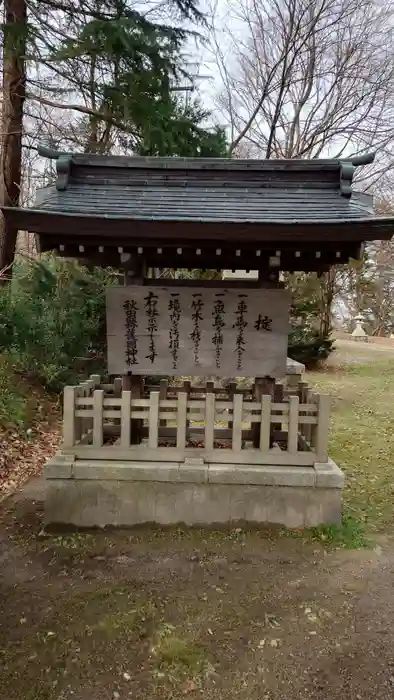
92, 389, 104, 447
90, 374, 101, 389
183, 380, 191, 438
252, 377, 275, 448
159, 379, 168, 431
315, 394, 331, 462
63, 386, 77, 448
79, 382, 92, 442
130, 375, 144, 445
259, 394, 271, 452
309, 392, 319, 450
122, 374, 132, 391
298, 380, 309, 402
113, 377, 122, 396
176, 392, 188, 450
73, 386, 83, 444
227, 381, 236, 432
205, 389, 215, 450
303, 388, 313, 445
287, 395, 299, 454
148, 391, 160, 448
83, 377, 95, 394
272, 381, 284, 435
120, 390, 131, 448
232, 393, 243, 452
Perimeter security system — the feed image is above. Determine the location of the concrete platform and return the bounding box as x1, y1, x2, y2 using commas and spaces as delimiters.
44, 456, 344, 529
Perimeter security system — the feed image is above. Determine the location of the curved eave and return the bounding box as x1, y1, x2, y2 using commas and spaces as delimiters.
2, 207, 394, 242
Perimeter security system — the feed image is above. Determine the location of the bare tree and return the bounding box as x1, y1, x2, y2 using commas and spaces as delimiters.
209, 0, 394, 166
207, 0, 394, 338
337, 198, 394, 334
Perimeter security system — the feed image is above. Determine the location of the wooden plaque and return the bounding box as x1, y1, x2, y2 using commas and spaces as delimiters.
106, 286, 290, 378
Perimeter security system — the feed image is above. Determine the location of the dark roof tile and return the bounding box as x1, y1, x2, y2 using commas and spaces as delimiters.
34, 183, 372, 223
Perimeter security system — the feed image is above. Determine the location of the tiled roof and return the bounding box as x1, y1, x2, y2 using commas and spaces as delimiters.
34, 182, 373, 223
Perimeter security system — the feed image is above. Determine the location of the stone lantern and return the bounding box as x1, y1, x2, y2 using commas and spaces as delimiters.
351, 313, 368, 342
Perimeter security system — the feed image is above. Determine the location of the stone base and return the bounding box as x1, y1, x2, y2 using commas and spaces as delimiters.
351, 334, 369, 342
44, 456, 344, 529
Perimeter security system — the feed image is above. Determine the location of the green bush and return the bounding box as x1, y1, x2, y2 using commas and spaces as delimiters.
0, 355, 27, 427
288, 297, 334, 368
288, 328, 334, 367
0, 255, 116, 390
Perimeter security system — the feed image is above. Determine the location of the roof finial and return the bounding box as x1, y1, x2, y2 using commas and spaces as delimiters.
37, 145, 73, 190
349, 152, 376, 167
339, 152, 376, 197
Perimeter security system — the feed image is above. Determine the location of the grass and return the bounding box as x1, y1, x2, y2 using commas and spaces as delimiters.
280, 513, 370, 549
308, 514, 370, 548
309, 359, 394, 537
153, 630, 208, 670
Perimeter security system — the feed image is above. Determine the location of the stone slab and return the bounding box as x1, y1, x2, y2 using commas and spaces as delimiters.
44, 479, 342, 528
45, 455, 74, 479
208, 464, 316, 486
314, 459, 345, 488
285, 358, 306, 375
72, 461, 208, 484
46, 455, 344, 489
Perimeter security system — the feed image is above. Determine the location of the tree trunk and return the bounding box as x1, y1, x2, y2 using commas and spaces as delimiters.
318, 269, 337, 338
0, 0, 27, 279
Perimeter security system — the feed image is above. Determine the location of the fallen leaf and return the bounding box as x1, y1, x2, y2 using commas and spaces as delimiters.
183, 679, 197, 693
307, 613, 318, 623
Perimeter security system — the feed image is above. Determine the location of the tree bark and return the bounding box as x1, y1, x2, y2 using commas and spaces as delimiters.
0, 0, 27, 278
318, 269, 337, 338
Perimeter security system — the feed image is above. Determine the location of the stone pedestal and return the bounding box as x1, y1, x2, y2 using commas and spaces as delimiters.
44, 456, 344, 529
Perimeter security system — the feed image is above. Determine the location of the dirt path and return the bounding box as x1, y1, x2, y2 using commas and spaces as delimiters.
1, 485, 394, 700
328, 338, 394, 366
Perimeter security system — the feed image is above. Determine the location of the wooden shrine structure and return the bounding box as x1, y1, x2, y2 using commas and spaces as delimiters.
3, 147, 394, 528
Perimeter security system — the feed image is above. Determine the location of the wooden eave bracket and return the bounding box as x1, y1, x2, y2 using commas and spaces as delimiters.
56, 155, 73, 191
339, 151, 376, 199
339, 162, 356, 198
37, 144, 73, 191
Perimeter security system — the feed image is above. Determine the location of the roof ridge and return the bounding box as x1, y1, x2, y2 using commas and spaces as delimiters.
36, 145, 375, 198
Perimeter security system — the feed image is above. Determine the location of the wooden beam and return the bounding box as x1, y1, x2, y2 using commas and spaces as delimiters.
6, 209, 393, 243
